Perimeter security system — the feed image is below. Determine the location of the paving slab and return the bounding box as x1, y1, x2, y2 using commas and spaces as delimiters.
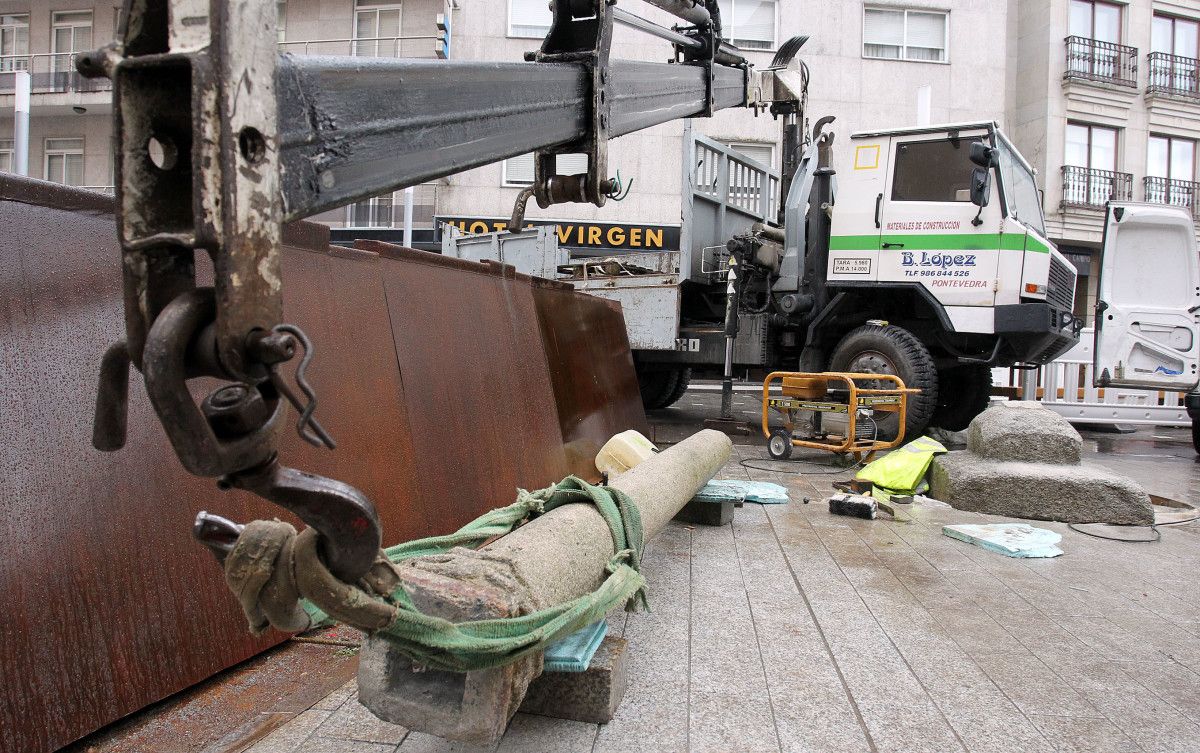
250, 393, 1200, 753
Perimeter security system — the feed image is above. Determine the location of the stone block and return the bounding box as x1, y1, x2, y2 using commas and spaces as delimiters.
929, 452, 1153, 525
519, 636, 629, 724
967, 402, 1083, 465
357, 553, 541, 746
673, 498, 735, 526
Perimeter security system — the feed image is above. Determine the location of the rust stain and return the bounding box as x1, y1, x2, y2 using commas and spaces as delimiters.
0, 176, 645, 752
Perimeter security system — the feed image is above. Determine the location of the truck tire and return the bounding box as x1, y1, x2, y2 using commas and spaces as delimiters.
828, 324, 938, 440
638, 367, 685, 410
931, 365, 993, 432
661, 368, 692, 408
1192, 418, 1200, 455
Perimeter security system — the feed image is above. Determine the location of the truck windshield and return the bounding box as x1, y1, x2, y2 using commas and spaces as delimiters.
994, 135, 1046, 236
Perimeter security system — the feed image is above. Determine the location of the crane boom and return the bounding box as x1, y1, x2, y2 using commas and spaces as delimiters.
78, 0, 802, 583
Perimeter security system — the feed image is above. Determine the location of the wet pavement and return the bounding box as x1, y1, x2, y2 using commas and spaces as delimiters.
246, 391, 1200, 753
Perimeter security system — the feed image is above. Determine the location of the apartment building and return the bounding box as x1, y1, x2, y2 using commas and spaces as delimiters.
1011, 0, 1200, 319
0, 0, 1014, 243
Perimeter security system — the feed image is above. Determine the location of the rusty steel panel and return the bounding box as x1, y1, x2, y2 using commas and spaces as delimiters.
1, 176, 647, 753
357, 241, 573, 531
0, 176, 290, 753
530, 279, 649, 479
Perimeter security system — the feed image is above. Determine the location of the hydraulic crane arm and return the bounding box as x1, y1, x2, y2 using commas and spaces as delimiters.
80, 0, 804, 584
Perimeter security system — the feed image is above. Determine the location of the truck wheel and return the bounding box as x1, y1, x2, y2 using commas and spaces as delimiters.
828, 324, 938, 440
1192, 418, 1200, 455
660, 368, 692, 408
931, 365, 993, 431
638, 367, 683, 410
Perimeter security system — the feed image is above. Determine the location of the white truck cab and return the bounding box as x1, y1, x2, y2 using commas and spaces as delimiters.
828, 121, 1080, 365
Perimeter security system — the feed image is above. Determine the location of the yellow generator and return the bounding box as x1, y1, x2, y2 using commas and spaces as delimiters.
761, 372, 919, 463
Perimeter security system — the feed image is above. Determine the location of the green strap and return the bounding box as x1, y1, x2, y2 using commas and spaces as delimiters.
307, 476, 649, 672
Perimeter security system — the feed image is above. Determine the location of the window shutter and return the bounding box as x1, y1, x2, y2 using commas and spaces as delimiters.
906, 12, 944, 50
864, 9, 903, 47
505, 153, 589, 185
732, 0, 775, 47
510, 0, 551, 37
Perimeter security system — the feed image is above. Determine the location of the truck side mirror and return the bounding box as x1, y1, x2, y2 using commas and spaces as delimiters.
969, 142, 996, 167
970, 167, 991, 208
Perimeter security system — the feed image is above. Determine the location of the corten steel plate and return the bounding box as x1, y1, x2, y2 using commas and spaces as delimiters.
1, 176, 647, 752
357, 241, 574, 531
530, 279, 649, 479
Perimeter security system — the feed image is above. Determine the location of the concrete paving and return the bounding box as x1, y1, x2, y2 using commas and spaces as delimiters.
248, 391, 1200, 753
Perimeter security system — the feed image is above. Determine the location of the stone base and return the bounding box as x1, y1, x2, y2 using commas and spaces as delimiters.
673, 498, 735, 526
967, 401, 1083, 464
520, 636, 629, 724
357, 556, 540, 746
929, 452, 1153, 525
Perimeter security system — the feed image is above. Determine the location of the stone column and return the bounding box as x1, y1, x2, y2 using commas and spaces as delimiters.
358, 429, 732, 743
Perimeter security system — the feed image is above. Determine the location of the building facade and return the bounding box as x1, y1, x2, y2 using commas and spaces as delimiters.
1012, 0, 1200, 319
3, 0, 1198, 321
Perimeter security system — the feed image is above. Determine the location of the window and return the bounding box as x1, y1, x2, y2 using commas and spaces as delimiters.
1, 14, 28, 72
890, 138, 978, 202
1069, 0, 1121, 43
44, 138, 85, 186
354, 1, 402, 57
1153, 14, 1199, 57
349, 193, 394, 227
503, 152, 589, 186
509, 0, 550, 38
721, 0, 776, 50
1148, 135, 1195, 181
725, 142, 775, 171
1065, 123, 1117, 172
863, 8, 947, 63
0, 139, 13, 173
1147, 135, 1196, 206
52, 11, 93, 74
277, 1, 287, 43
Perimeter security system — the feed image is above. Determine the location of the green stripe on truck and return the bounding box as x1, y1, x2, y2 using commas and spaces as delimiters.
828, 233, 1050, 253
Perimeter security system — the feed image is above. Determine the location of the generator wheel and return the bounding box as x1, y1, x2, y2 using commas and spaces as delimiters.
828, 323, 938, 440
767, 429, 794, 460
931, 365, 993, 431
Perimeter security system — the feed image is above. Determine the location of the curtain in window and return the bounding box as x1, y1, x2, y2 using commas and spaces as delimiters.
863, 8, 903, 59
905, 12, 945, 62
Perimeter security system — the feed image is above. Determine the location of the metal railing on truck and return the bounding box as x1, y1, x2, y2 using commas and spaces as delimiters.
683, 128, 780, 282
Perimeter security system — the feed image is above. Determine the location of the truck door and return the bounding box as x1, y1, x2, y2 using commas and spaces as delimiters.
1094, 203, 1200, 389
877, 133, 1001, 306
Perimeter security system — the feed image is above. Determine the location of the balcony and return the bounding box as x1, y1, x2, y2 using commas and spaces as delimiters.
1144, 176, 1200, 219
1147, 52, 1200, 99
1064, 36, 1138, 88
1061, 165, 1133, 209
0, 53, 111, 95
278, 35, 438, 59
0, 36, 440, 96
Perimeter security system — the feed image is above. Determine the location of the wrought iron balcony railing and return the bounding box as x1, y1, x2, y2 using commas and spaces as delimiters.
1064, 36, 1138, 88
1144, 175, 1200, 218
0, 53, 112, 95
1061, 165, 1133, 209
0, 37, 440, 97
1147, 51, 1200, 98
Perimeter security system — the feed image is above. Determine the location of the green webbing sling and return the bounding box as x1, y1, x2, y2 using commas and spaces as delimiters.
303, 476, 649, 673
